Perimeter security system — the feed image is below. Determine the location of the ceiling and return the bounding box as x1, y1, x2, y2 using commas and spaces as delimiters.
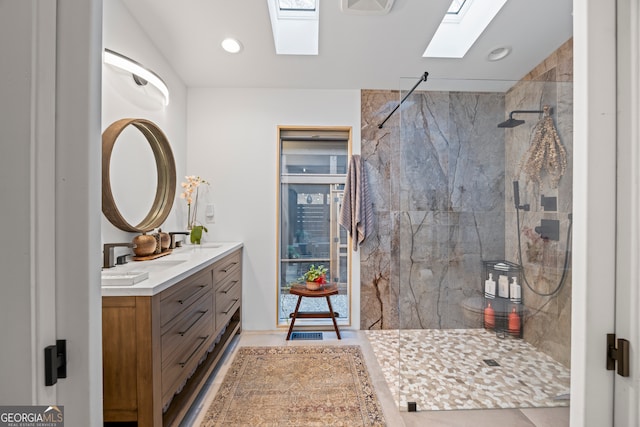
121, 0, 573, 91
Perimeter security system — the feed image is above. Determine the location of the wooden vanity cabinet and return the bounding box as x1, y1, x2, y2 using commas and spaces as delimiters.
213, 249, 242, 329
102, 248, 242, 427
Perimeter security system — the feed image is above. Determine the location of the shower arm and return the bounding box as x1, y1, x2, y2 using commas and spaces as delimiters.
378, 71, 429, 129
508, 109, 546, 119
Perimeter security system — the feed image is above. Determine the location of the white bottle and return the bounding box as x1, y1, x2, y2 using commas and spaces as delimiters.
510, 276, 522, 303
484, 273, 496, 298
498, 275, 509, 298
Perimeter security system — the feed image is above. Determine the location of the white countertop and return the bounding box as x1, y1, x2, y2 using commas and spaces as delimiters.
101, 241, 243, 297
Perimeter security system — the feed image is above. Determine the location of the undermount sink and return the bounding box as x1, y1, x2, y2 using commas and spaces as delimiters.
135, 259, 187, 272
101, 271, 149, 286
198, 243, 222, 248
103, 260, 188, 285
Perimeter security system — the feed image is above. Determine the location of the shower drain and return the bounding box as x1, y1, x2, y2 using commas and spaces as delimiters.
483, 359, 500, 367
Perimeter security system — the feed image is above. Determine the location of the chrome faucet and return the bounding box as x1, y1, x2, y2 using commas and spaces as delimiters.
169, 231, 190, 249
103, 242, 134, 269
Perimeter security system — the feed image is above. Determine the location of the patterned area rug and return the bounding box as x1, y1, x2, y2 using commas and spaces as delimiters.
201, 346, 385, 426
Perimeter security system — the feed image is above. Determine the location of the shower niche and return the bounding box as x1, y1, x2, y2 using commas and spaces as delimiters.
482, 260, 524, 338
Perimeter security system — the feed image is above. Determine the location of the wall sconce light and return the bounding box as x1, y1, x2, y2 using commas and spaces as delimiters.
103, 48, 170, 106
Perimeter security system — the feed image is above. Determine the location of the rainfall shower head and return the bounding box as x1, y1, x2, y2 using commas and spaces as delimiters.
498, 117, 525, 128
497, 109, 546, 128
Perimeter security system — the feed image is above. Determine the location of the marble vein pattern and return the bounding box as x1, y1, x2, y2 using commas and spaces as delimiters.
365, 329, 570, 412
360, 90, 505, 331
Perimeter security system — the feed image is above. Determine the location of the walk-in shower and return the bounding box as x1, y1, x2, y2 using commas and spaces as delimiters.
360, 71, 573, 413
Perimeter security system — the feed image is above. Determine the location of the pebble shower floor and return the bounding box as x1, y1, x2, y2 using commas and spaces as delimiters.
366, 328, 570, 411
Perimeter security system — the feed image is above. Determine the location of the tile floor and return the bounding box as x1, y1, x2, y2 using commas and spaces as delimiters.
366, 328, 571, 411
182, 330, 570, 427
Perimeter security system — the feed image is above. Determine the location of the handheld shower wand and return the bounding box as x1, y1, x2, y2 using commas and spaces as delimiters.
513, 181, 529, 211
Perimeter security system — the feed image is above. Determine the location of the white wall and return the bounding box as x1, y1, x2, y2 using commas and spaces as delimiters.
187, 88, 361, 331
102, 0, 188, 250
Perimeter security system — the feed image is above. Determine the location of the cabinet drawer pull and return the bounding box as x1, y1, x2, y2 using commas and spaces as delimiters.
220, 262, 238, 273
222, 299, 239, 315
178, 335, 209, 368
178, 285, 206, 305
178, 310, 209, 336
220, 281, 238, 294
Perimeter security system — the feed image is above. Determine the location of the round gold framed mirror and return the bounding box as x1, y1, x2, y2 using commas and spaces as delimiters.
102, 118, 176, 232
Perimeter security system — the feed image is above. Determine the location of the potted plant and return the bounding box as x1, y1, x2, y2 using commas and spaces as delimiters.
180, 175, 209, 244
301, 264, 328, 290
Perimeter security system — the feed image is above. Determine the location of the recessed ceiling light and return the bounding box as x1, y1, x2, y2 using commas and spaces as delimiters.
487, 46, 511, 61
221, 38, 243, 54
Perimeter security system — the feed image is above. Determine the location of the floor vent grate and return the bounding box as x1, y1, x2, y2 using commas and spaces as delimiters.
290, 332, 323, 340
483, 359, 500, 367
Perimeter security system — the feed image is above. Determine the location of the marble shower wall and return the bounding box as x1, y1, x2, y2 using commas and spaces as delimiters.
504, 39, 573, 367
360, 90, 506, 330
358, 39, 573, 369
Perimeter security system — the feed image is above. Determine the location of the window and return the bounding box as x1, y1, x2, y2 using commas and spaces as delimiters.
446, 0, 468, 15
267, 0, 319, 55
423, 0, 508, 58
277, 127, 351, 326
278, 0, 316, 11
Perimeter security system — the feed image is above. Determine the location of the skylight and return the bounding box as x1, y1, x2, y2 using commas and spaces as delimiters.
268, 0, 319, 55
278, 0, 316, 11
423, 0, 507, 58
446, 0, 467, 15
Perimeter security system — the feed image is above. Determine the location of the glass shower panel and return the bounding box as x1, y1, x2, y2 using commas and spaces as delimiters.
394, 77, 573, 413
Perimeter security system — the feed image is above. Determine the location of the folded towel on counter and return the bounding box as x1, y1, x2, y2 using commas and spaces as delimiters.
339, 154, 374, 251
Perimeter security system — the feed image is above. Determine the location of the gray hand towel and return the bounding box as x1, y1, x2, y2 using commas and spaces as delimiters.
339, 154, 374, 251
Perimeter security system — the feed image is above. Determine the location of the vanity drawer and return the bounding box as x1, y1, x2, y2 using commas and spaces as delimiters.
212, 249, 241, 284
215, 275, 241, 328
161, 309, 214, 405
161, 290, 214, 367
160, 268, 213, 328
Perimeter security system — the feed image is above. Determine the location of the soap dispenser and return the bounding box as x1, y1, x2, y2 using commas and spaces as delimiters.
498, 275, 509, 298
510, 276, 522, 303
484, 273, 496, 298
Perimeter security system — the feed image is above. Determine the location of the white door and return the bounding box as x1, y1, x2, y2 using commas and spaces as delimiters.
0, 0, 58, 404
572, 0, 618, 426
614, 1, 640, 425
0, 1, 103, 425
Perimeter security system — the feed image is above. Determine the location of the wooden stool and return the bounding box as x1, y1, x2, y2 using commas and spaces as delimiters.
286, 284, 341, 340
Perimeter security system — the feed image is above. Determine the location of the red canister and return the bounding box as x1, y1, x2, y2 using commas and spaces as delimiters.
508, 308, 521, 335
484, 303, 495, 329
